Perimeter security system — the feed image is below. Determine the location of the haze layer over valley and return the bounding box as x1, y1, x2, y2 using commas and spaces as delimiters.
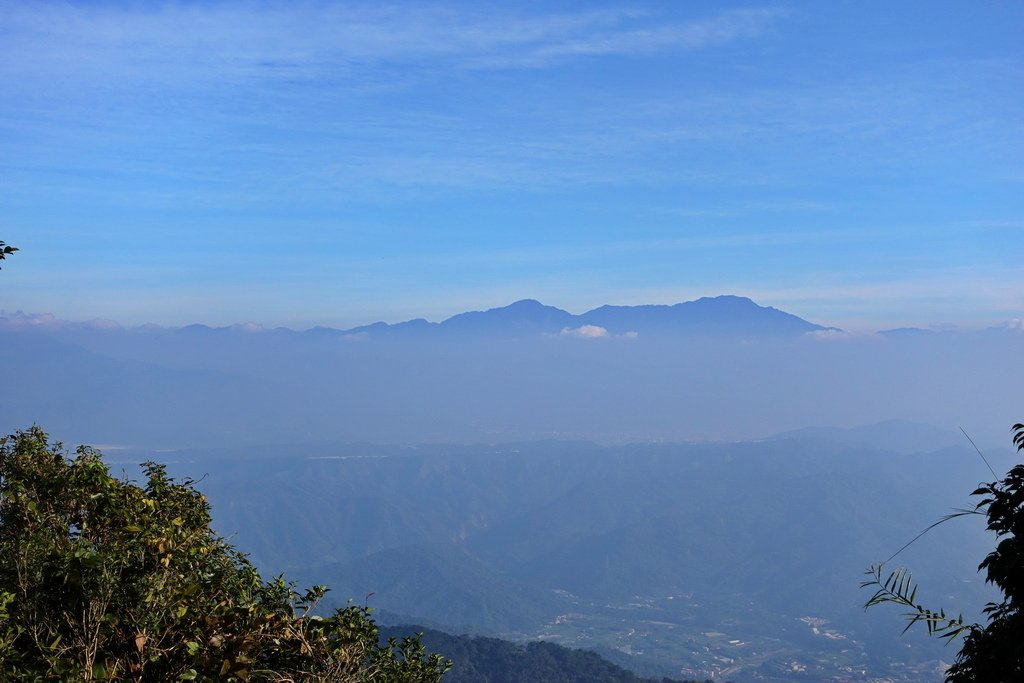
1, 296, 1019, 450
156, 436, 1012, 682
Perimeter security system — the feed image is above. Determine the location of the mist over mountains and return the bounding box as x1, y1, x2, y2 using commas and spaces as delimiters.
3, 294, 1021, 680
1, 295, 1020, 450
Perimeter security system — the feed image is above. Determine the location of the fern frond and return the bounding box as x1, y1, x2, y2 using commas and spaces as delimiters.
861, 564, 978, 642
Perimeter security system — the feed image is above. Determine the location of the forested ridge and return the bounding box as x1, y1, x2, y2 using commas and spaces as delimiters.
379, 627, 713, 683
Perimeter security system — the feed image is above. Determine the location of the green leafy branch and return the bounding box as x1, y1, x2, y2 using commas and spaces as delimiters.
861, 564, 978, 641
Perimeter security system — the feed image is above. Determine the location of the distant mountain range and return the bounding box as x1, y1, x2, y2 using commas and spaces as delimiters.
770, 419, 968, 454
1, 295, 833, 339
2, 293, 1020, 448
6, 296, 1024, 340
6, 296, 1023, 341
343, 295, 833, 339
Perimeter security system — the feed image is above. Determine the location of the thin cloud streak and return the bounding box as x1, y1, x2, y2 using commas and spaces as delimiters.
464, 8, 786, 68
1, 4, 784, 83
4, 66, 1017, 202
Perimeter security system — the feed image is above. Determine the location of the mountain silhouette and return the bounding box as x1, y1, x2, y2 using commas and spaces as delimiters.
325, 294, 833, 339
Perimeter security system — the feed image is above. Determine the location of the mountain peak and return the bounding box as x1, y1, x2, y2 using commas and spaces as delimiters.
440, 299, 575, 336
581, 295, 827, 336
689, 294, 757, 306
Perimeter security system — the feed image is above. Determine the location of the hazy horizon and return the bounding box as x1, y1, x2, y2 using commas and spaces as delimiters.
3, 293, 1022, 334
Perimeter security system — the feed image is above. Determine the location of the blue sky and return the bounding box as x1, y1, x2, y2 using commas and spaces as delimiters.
1, 0, 1021, 330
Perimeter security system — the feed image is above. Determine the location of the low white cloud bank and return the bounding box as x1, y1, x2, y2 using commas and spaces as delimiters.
805, 328, 883, 342
558, 326, 639, 339
560, 324, 609, 338
0, 311, 123, 332
806, 328, 847, 340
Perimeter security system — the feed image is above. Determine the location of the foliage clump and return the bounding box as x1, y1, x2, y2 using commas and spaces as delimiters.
0, 426, 450, 682
863, 422, 1024, 682
0, 240, 15, 268
943, 422, 1024, 681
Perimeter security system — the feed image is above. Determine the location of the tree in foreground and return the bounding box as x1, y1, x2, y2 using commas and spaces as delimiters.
0, 240, 16, 268
0, 426, 450, 682
862, 422, 1024, 682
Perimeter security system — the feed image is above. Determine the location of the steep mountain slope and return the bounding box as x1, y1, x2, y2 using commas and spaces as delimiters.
303, 544, 556, 633
141, 436, 1010, 680
378, 627, 698, 683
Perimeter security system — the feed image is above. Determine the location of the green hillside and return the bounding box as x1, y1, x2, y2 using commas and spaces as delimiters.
379, 627, 711, 683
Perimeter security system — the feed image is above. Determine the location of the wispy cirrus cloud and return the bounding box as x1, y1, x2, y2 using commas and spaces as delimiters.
462, 7, 786, 68
0, 3, 786, 85
0, 3, 791, 202
4, 3, 1018, 203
